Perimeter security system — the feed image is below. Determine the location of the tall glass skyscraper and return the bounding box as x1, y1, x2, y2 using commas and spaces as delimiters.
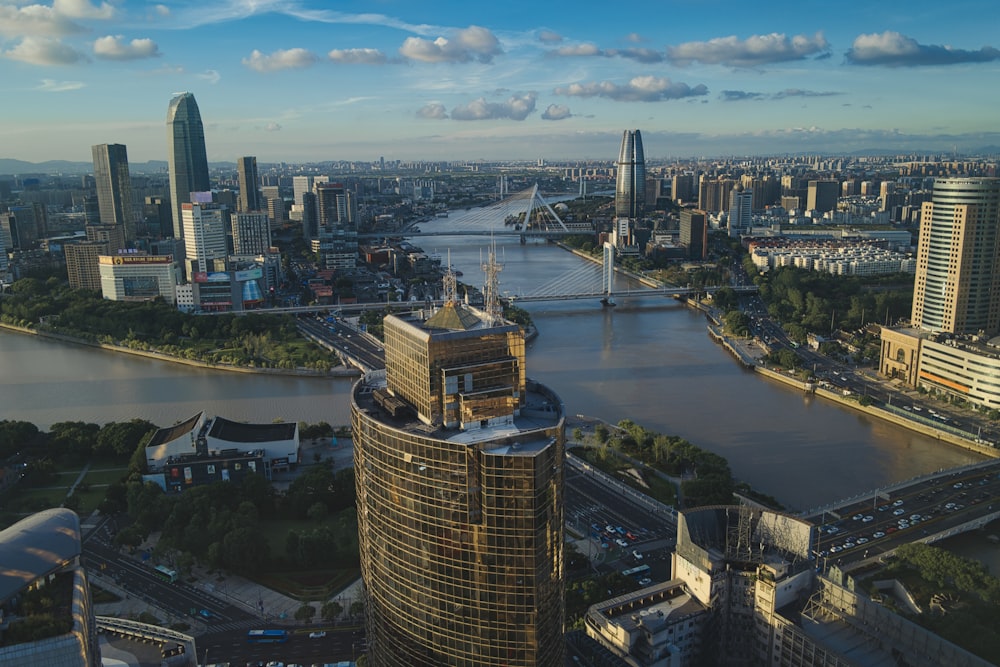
166, 93, 210, 239
91, 143, 135, 242
236, 156, 262, 212
615, 129, 646, 219
912, 178, 1000, 335
352, 292, 565, 666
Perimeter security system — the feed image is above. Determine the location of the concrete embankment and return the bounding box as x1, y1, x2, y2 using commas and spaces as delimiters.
0, 322, 360, 378
707, 325, 998, 459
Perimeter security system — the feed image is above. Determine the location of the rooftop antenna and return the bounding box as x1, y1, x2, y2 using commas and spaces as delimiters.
482, 231, 503, 326
442, 249, 458, 305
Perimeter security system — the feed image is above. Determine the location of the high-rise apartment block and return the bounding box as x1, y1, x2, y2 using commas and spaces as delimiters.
352, 272, 565, 666
806, 180, 839, 213
91, 143, 135, 242
615, 130, 646, 219
236, 156, 262, 213
167, 93, 210, 239
679, 208, 707, 259
65, 241, 107, 291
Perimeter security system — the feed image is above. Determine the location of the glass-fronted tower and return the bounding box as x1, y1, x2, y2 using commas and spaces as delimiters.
352, 293, 565, 666
91, 143, 135, 242
167, 93, 210, 239
615, 129, 646, 219
237, 156, 262, 213
912, 178, 1000, 335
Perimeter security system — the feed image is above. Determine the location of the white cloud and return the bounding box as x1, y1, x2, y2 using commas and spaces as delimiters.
4, 36, 87, 65
417, 103, 448, 119
625, 33, 643, 43
451, 92, 536, 121
265, 122, 282, 131
667, 32, 829, 67
846, 31, 1000, 67
555, 76, 708, 102
328, 48, 387, 65
37, 78, 84, 92
538, 30, 563, 44
154, 4, 170, 17
399, 25, 503, 63
553, 43, 602, 57
93, 35, 160, 60
242, 48, 318, 72
541, 104, 571, 120
53, 0, 115, 19
0, 4, 84, 37
197, 69, 220, 84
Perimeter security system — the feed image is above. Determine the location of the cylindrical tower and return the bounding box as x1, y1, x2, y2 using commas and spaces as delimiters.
353, 309, 565, 667
912, 178, 1000, 334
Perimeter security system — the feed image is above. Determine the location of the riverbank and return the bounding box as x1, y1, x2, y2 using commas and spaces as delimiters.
0, 322, 360, 378
707, 325, 999, 459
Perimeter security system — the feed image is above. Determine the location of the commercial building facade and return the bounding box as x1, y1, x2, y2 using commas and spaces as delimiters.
166, 93, 210, 239
352, 300, 565, 666
98, 254, 179, 304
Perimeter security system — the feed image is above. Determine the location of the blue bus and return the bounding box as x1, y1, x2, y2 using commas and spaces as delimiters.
622, 564, 650, 578
247, 629, 289, 644
153, 565, 178, 583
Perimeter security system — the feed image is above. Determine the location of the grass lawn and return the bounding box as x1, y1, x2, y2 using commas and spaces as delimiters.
82, 467, 128, 486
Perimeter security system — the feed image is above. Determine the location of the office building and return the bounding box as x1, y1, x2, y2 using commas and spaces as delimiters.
679, 208, 707, 259
237, 156, 262, 213
615, 129, 646, 219
301, 191, 318, 241
143, 195, 172, 239
292, 175, 313, 208
316, 182, 355, 229
231, 211, 271, 255
166, 93, 210, 239
182, 201, 228, 276
727, 184, 753, 238
0, 509, 100, 666
911, 178, 1000, 335
806, 180, 839, 213
91, 143, 136, 242
352, 264, 565, 666
98, 254, 180, 304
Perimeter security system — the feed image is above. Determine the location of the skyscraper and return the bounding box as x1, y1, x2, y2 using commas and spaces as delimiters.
728, 184, 753, 238
911, 178, 1000, 335
91, 143, 135, 242
232, 211, 271, 255
615, 129, 646, 219
167, 93, 210, 239
182, 202, 227, 276
806, 179, 839, 213
236, 156, 262, 212
352, 265, 565, 666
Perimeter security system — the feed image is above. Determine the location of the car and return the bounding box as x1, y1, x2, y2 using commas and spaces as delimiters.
197, 609, 212, 619
886, 526, 898, 534
830, 545, 843, 553
910, 514, 921, 522
843, 542, 856, 549
877, 504, 890, 512
615, 538, 628, 548
892, 499, 904, 507
632, 550, 643, 560
898, 521, 910, 529
954, 482, 964, 489
308, 631, 327, 639
826, 526, 840, 534
862, 515, 874, 523
852, 513, 864, 521
638, 577, 652, 586
856, 537, 869, 544
893, 508, 905, 516
873, 531, 885, 539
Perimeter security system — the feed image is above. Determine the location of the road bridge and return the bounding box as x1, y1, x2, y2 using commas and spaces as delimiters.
799, 458, 1000, 572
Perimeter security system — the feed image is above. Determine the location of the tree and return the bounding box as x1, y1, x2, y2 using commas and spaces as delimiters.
321, 600, 343, 621
295, 604, 317, 622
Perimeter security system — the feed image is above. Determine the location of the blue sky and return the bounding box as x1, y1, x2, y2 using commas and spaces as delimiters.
3, 0, 1000, 164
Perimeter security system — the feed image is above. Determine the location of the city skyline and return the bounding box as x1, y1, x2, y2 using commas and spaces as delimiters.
2, 1, 1000, 163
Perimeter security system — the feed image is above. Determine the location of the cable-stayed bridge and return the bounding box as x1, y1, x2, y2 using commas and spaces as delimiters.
360, 184, 594, 240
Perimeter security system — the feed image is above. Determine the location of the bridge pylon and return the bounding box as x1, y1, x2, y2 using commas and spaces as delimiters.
601, 242, 616, 307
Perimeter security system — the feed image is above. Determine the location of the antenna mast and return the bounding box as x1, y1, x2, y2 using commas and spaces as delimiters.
482, 237, 503, 326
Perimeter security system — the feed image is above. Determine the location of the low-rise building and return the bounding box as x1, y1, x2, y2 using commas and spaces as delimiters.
98, 253, 180, 304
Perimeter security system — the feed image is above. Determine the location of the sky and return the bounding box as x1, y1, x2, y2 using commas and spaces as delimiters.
3, 0, 1000, 164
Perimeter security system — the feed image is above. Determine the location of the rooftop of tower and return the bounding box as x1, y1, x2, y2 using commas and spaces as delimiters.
354, 371, 563, 450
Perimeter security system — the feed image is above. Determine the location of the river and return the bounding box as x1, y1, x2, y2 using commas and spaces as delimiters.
0, 209, 984, 510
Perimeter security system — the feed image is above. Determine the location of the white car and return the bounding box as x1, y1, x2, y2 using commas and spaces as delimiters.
862, 515, 874, 523
308, 631, 327, 639
873, 531, 885, 539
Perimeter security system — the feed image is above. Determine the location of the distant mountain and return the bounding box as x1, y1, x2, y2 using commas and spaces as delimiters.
0, 159, 233, 176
